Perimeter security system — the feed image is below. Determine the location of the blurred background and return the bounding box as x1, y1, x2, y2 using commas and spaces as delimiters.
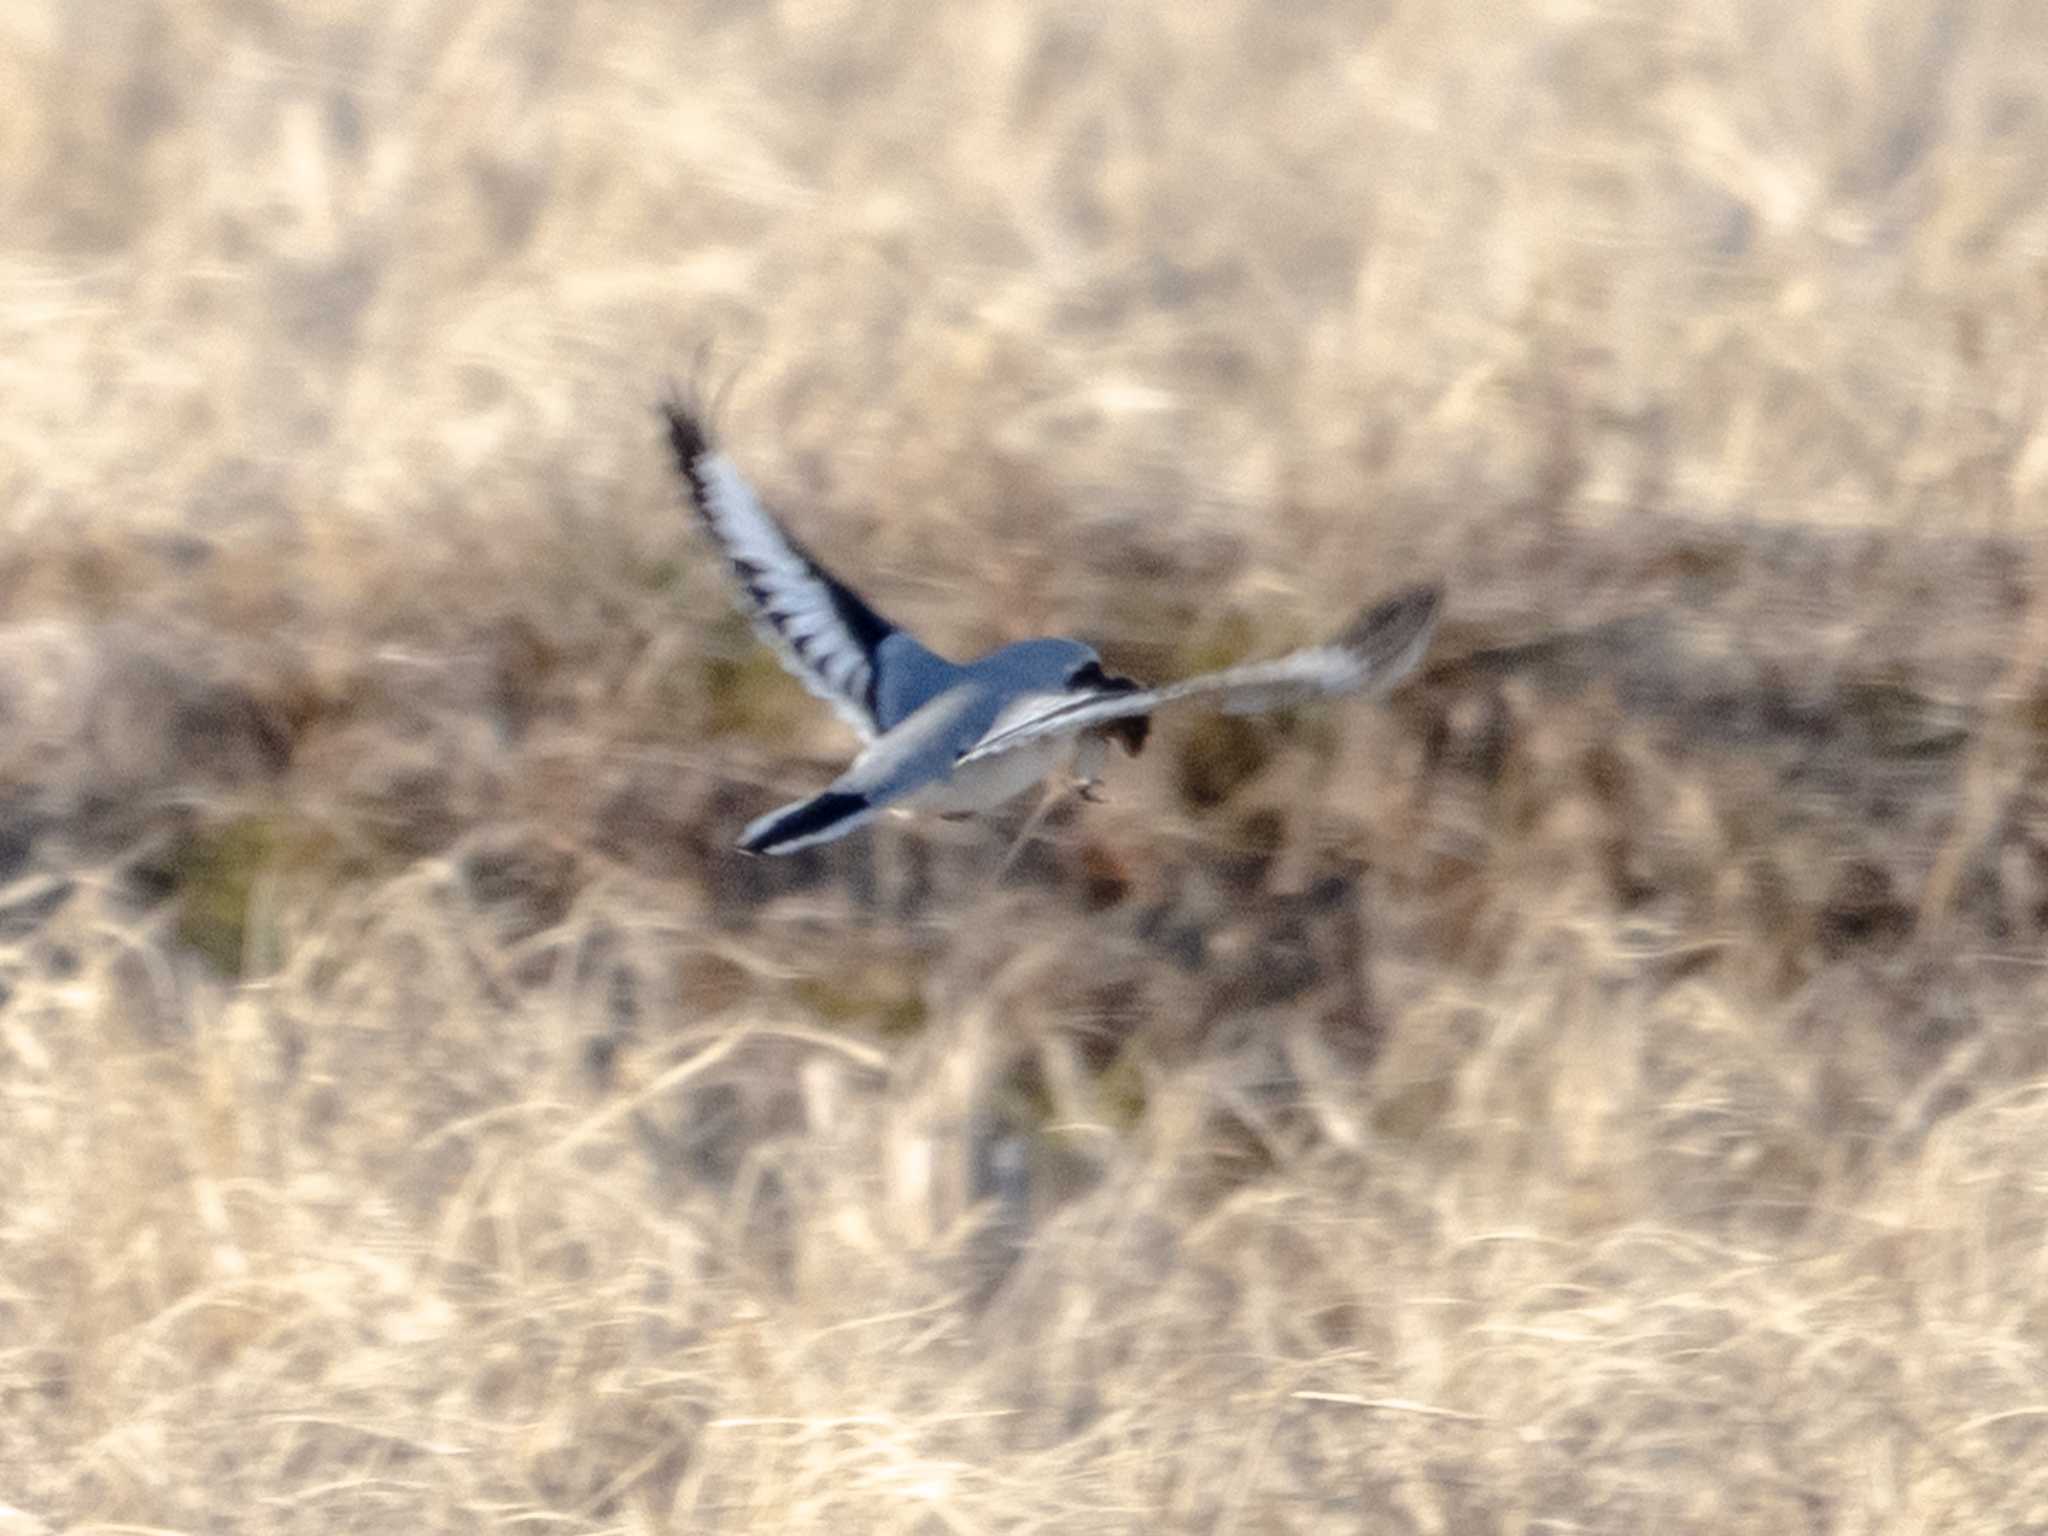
4, 0, 2048, 1529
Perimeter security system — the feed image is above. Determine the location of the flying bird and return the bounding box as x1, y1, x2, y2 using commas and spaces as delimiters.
661, 400, 1441, 856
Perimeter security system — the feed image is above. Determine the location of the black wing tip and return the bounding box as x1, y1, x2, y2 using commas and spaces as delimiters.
657, 339, 734, 465
658, 384, 728, 525
737, 790, 869, 856
1341, 583, 1443, 664
659, 393, 715, 474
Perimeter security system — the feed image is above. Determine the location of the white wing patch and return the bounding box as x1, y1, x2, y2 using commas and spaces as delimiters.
664, 404, 905, 741
957, 584, 1441, 767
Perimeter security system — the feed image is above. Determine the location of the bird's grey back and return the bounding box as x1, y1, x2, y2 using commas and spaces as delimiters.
873, 634, 969, 731
860, 638, 1092, 792
964, 636, 1099, 690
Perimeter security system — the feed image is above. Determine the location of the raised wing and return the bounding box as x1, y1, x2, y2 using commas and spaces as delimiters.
956, 584, 1441, 767
662, 401, 948, 741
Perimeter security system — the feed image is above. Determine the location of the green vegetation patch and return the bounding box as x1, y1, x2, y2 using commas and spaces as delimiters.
1175, 714, 1274, 810
1176, 607, 1265, 678
791, 958, 929, 1038
170, 811, 363, 977
701, 613, 816, 742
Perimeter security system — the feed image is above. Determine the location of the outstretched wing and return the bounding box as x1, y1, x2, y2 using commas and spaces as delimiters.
956, 584, 1442, 768
661, 400, 950, 741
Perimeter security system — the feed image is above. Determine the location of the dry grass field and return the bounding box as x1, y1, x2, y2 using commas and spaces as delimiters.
5, 0, 2048, 1529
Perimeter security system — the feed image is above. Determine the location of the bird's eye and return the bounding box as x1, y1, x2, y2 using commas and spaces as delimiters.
1067, 660, 1108, 689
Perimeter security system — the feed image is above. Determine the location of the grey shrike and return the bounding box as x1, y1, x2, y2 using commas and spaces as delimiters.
661, 401, 1441, 856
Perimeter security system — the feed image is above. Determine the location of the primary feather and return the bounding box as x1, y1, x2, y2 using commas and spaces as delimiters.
661, 401, 959, 740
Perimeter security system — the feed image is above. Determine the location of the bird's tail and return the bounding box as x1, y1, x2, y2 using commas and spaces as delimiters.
737, 788, 875, 856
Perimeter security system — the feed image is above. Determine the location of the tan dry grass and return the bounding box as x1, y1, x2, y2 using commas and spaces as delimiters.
5, 0, 2048, 1530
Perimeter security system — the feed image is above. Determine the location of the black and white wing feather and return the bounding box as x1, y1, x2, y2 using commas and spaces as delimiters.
957, 584, 1441, 768
663, 402, 944, 741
